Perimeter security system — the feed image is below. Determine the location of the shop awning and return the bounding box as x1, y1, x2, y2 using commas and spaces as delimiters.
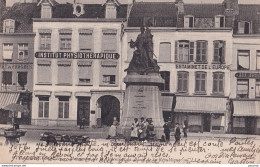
233, 100, 260, 117
161, 95, 174, 111
0, 92, 20, 109
175, 96, 227, 113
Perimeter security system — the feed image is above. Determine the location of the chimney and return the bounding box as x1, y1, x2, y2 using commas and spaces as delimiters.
105, 0, 118, 19
223, 0, 239, 15
176, 0, 184, 15
0, 0, 6, 18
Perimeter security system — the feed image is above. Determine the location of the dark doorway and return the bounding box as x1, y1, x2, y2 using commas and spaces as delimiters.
98, 95, 120, 126
245, 117, 256, 134
77, 97, 90, 126
202, 113, 211, 132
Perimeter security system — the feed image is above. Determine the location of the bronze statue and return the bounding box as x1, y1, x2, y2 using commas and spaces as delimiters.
125, 26, 159, 74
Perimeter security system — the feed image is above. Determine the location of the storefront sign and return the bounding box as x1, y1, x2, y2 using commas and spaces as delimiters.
176, 64, 230, 70
35, 52, 120, 59
0, 63, 33, 70
235, 72, 260, 79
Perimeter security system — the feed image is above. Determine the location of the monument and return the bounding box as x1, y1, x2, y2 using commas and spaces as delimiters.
120, 26, 165, 139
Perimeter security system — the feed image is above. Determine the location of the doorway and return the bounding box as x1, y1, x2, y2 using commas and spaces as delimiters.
97, 95, 120, 126
202, 113, 211, 132
77, 97, 90, 126
245, 117, 256, 134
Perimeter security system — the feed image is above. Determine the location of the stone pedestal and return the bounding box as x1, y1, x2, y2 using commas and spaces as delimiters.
119, 73, 165, 139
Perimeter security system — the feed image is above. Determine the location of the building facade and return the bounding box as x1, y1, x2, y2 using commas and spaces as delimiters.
0, 3, 38, 124
31, 0, 127, 127
230, 4, 260, 134
125, 0, 235, 133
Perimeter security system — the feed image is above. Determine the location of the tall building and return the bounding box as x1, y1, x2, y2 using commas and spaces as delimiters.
31, 0, 128, 127
125, 0, 234, 133
0, 3, 39, 124
230, 3, 260, 134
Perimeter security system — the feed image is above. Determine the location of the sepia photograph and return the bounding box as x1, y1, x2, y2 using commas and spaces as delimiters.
0, 0, 259, 165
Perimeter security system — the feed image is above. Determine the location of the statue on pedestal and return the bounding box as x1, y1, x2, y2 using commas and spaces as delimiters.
125, 26, 160, 74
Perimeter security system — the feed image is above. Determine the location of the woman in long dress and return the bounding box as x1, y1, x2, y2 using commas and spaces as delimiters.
107, 117, 119, 139
130, 118, 139, 141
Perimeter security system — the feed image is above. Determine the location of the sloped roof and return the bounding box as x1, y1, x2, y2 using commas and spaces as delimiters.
0, 3, 40, 33
237, 4, 260, 34
128, 2, 177, 27
184, 4, 225, 18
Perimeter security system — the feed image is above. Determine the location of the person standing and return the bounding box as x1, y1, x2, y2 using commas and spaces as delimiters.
139, 117, 147, 141
130, 118, 139, 141
174, 123, 181, 145
163, 121, 171, 142
183, 119, 188, 138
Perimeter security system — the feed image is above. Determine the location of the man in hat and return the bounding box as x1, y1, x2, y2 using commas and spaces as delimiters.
174, 123, 181, 145
146, 118, 155, 140
163, 120, 171, 142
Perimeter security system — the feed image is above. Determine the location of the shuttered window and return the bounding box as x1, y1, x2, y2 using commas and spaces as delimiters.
159, 42, 171, 62
102, 29, 117, 52
79, 29, 93, 51
215, 15, 225, 28
256, 51, 260, 70
184, 15, 194, 28
78, 61, 92, 85
175, 41, 194, 62
196, 40, 208, 63
59, 29, 72, 51
3, 44, 13, 61
3, 19, 15, 33
39, 32, 51, 50
213, 40, 225, 64
256, 80, 260, 98
213, 72, 224, 94
177, 71, 189, 93
237, 50, 250, 70
195, 72, 206, 93
37, 60, 52, 84
57, 61, 72, 85
237, 79, 249, 98
160, 71, 170, 91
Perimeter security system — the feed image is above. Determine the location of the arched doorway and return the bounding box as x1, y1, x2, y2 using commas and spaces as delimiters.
97, 95, 120, 126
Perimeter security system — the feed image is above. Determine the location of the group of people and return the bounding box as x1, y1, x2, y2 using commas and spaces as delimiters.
163, 119, 188, 144
130, 117, 155, 141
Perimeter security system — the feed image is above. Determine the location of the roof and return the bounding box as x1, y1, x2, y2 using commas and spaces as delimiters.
128, 2, 177, 27
184, 4, 225, 18
237, 4, 260, 33
0, 3, 40, 33
51, 3, 127, 19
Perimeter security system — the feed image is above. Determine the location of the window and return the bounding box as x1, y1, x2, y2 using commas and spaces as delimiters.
213, 72, 224, 94
256, 80, 260, 98
79, 29, 93, 51
18, 44, 29, 61
215, 15, 225, 28
196, 41, 208, 63
57, 61, 72, 85
17, 72, 27, 90
39, 31, 51, 50
213, 40, 225, 64
41, 3, 52, 19
78, 61, 92, 85
102, 29, 117, 52
103, 75, 116, 85
58, 97, 69, 119
195, 72, 206, 93
37, 60, 52, 84
105, 3, 116, 19
257, 51, 260, 70
38, 96, 49, 118
3, 19, 15, 33
177, 71, 189, 93
175, 40, 194, 62
237, 50, 250, 70
184, 15, 194, 28
3, 44, 13, 61
2, 71, 12, 85
160, 71, 170, 91
59, 29, 72, 51
238, 21, 251, 34
159, 42, 171, 62
237, 79, 249, 98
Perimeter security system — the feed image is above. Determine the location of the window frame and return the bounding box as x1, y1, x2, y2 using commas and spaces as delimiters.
215, 15, 225, 28
195, 71, 207, 94
175, 40, 194, 62
237, 50, 250, 70
18, 44, 29, 61
58, 97, 70, 119
159, 42, 171, 62
3, 43, 13, 61
257, 51, 260, 70
41, 3, 52, 19
184, 15, 194, 28
2, 71, 12, 86
102, 75, 116, 85
196, 40, 208, 63
256, 79, 260, 98
39, 33, 51, 50
237, 79, 249, 98
213, 40, 226, 64
59, 30, 72, 51
160, 71, 170, 91
38, 96, 49, 118
102, 29, 117, 53
79, 29, 93, 52
238, 21, 252, 34
177, 71, 189, 93
212, 72, 224, 95
3, 19, 15, 33
17, 72, 28, 90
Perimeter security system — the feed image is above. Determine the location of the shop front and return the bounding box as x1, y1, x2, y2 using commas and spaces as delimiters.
174, 96, 228, 133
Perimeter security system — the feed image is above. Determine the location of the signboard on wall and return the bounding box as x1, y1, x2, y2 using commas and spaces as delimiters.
235, 72, 260, 79
0, 63, 33, 70
176, 63, 230, 70
35, 52, 120, 59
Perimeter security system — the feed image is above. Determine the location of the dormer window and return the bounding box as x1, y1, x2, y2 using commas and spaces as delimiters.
3, 19, 15, 33
105, 2, 117, 19
238, 21, 252, 34
184, 15, 194, 28
41, 3, 52, 19
215, 15, 225, 28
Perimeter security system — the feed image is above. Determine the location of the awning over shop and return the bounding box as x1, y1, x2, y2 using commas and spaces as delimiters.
161, 95, 174, 111
175, 96, 227, 113
0, 92, 20, 109
233, 100, 260, 117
